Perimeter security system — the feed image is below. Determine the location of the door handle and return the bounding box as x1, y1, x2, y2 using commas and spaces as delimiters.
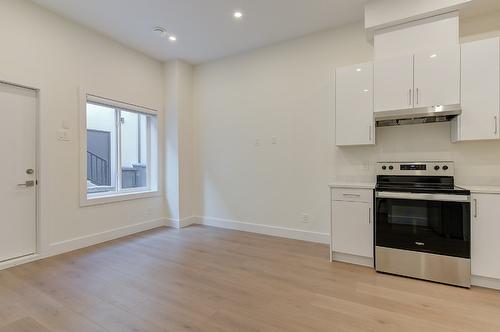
494, 116, 498, 135
17, 180, 35, 187
474, 198, 478, 218
342, 193, 360, 197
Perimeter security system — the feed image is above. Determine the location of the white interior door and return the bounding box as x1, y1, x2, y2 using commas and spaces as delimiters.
0, 82, 37, 262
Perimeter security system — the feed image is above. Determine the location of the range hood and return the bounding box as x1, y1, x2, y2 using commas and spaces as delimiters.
375, 104, 461, 127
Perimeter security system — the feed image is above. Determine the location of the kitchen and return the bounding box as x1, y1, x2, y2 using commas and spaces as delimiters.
331, 1, 500, 290
1, 0, 500, 330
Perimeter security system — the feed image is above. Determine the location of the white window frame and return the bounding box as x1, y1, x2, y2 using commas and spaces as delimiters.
80, 90, 159, 207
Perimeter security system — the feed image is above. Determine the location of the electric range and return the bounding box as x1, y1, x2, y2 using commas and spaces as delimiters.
374, 161, 471, 288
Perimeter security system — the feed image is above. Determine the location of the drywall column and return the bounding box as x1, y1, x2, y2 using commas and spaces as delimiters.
164, 60, 195, 227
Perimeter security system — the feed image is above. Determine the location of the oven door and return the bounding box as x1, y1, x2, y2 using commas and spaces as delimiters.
375, 191, 470, 258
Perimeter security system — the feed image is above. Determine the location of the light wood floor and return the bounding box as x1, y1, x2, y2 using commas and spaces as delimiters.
1, 226, 500, 332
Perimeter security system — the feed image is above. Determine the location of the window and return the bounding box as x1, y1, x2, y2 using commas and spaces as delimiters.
83, 94, 158, 205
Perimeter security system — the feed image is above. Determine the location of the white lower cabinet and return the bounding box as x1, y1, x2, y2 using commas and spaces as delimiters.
330, 187, 373, 266
471, 193, 500, 280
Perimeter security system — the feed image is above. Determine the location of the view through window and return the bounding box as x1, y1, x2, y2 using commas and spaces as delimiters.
86, 98, 158, 198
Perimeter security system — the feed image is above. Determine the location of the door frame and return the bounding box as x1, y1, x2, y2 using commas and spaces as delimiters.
0, 79, 41, 269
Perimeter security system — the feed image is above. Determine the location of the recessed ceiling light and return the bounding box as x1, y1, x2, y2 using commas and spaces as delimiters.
430, 54, 437, 58
152, 26, 167, 38
356, 68, 362, 72
169, 35, 177, 42
233, 11, 243, 19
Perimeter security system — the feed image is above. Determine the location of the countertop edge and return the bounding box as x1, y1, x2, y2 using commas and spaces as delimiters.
457, 185, 500, 194
329, 183, 375, 189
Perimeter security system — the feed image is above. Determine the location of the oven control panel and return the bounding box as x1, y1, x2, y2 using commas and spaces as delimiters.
377, 162, 454, 176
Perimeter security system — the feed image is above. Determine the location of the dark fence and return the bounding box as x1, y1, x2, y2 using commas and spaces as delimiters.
87, 151, 110, 186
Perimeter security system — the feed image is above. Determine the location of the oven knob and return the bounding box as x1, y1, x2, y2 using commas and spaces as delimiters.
382, 166, 387, 170
434, 165, 440, 171
443, 165, 449, 171
388, 165, 394, 170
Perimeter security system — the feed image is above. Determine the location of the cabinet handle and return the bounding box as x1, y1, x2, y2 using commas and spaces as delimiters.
368, 125, 372, 141
368, 207, 372, 224
343, 193, 360, 197
416, 88, 419, 105
408, 89, 412, 106
474, 198, 478, 218
494, 116, 498, 134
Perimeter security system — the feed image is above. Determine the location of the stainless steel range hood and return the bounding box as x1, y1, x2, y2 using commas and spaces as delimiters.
375, 104, 461, 127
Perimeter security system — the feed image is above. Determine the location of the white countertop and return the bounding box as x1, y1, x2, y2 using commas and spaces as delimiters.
458, 185, 500, 194
329, 182, 500, 193
329, 182, 375, 189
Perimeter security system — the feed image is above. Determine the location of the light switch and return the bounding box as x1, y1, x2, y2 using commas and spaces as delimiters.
57, 129, 70, 141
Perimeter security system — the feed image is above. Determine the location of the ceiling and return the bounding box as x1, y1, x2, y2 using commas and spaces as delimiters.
30, 0, 368, 64
30, 0, 500, 64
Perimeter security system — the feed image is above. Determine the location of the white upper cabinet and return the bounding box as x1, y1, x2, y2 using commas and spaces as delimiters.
374, 54, 414, 113
374, 45, 460, 114
453, 37, 500, 142
414, 45, 460, 108
335, 62, 375, 146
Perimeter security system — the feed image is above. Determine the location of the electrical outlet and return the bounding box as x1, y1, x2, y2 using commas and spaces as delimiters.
271, 136, 278, 144
302, 213, 309, 223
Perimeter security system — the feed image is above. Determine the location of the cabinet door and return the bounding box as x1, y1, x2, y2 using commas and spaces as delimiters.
471, 194, 500, 279
332, 200, 373, 258
414, 45, 460, 108
458, 38, 500, 141
335, 62, 374, 146
374, 54, 414, 113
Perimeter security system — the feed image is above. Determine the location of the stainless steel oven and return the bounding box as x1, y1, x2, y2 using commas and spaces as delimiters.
374, 162, 471, 287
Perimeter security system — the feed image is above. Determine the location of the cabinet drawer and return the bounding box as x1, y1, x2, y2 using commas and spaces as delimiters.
332, 188, 373, 203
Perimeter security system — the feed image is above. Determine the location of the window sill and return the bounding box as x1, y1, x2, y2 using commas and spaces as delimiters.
80, 190, 160, 207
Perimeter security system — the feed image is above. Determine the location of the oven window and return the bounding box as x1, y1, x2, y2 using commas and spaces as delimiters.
376, 198, 470, 258
390, 201, 428, 227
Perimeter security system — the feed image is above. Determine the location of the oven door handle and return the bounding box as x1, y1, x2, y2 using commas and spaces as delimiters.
376, 191, 470, 202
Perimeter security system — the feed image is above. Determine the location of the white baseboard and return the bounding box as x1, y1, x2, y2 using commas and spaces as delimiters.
196, 216, 330, 244
166, 216, 197, 229
332, 251, 374, 267
472, 275, 500, 290
47, 218, 168, 257
0, 253, 42, 271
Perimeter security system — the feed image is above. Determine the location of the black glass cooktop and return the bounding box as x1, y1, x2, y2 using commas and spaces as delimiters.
376, 175, 470, 195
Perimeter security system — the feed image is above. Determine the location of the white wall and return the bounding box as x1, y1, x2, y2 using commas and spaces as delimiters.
193, 11, 500, 237
194, 23, 373, 236
164, 60, 195, 224
0, 0, 165, 254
